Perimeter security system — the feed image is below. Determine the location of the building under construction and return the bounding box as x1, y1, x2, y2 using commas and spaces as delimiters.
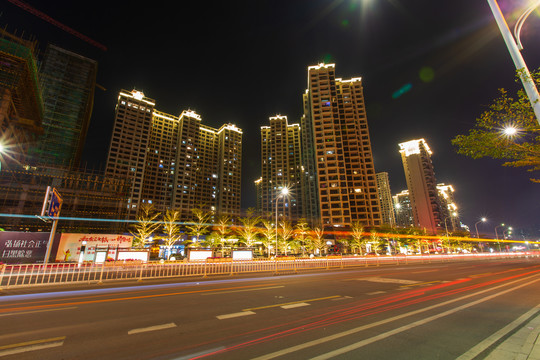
0, 164, 130, 233
0, 28, 43, 163
28, 44, 97, 168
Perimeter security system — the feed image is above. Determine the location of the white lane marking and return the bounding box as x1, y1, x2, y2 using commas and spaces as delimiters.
0, 337, 65, 357
251, 274, 540, 360
201, 286, 284, 295
366, 291, 386, 296
281, 303, 310, 309
359, 277, 419, 285
0, 307, 77, 317
456, 304, 540, 360
128, 322, 177, 335
216, 311, 256, 320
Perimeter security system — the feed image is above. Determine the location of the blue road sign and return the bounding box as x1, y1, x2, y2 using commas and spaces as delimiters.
48, 188, 63, 218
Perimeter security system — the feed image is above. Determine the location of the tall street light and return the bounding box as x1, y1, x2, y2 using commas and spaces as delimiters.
495, 223, 505, 252
444, 212, 457, 253
486, 0, 540, 125
275, 187, 289, 256
475, 217, 487, 239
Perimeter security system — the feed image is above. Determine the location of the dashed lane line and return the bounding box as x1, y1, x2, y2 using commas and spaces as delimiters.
0, 336, 65, 357
0, 306, 77, 317
243, 296, 341, 312
281, 303, 310, 309
128, 322, 177, 335
216, 311, 256, 320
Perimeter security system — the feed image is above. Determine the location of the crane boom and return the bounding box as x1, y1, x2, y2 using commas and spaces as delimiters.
7, 0, 107, 51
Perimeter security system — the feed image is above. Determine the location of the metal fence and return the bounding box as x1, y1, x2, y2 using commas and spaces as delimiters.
0, 252, 536, 289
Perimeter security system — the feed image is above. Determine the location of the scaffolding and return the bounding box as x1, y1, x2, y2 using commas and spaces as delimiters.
0, 164, 130, 233
0, 29, 43, 161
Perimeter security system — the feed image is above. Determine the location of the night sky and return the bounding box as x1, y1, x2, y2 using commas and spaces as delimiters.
3, 0, 539, 238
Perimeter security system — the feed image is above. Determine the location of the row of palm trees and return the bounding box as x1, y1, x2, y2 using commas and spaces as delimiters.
130, 204, 478, 258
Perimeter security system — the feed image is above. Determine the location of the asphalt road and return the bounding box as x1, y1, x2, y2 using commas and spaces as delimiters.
1, 257, 539, 359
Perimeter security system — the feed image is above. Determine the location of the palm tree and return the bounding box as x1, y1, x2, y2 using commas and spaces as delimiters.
369, 230, 382, 255
162, 208, 182, 258
311, 226, 326, 255
279, 220, 294, 256
294, 219, 310, 257
350, 221, 365, 255
236, 208, 261, 248
260, 219, 276, 258
185, 206, 212, 248
213, 214, 232, 257
130, 203, 161, 249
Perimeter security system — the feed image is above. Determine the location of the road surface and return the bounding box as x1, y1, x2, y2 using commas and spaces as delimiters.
0, 257, 539, 359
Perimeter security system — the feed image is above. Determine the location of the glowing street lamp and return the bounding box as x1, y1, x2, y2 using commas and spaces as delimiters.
475, 217, 487, 239
486, 0, 540, 125
275, 187, 290, 256
503, 126, 518, 137
503, 226, 513, 239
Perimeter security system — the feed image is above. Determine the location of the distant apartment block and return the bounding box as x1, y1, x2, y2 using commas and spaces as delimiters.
398, 139, 443, 233
106, 89, 242, 221
393, 189, 414, 228
259, 115, 303, 220
437, 183, 460, 232
376, 172, 396, 227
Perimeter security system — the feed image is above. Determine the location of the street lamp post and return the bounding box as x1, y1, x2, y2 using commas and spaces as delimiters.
475, 217, 487, 239
495, 223, 505, 252
443, 212, 457, 253
486, 0, 540, 125
275, 187, 289, 257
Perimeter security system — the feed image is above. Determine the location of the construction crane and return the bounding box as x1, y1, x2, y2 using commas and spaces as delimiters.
6, 0, 107, 51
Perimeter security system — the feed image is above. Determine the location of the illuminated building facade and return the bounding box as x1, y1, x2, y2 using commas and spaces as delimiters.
437, 183, 460, 232
106, 90, 242, 221
259, 115, 303, 220
170, 110, 242, 219
106, 90, 155, 219
393, 190, 414, 228
303, 63, 381, 227
28, 45, 97, 168
376, 172, 396, 227
398, 139, 443, 233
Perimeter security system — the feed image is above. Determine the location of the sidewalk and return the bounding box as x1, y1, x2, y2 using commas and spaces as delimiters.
486, 311, 540, 360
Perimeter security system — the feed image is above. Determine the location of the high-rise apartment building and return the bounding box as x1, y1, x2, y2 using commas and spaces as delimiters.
302, 63, 381, 227
259, 115, 302, 220
398, 139, 443, 233
437, 183, 460, 232
106, 89, 242, 221
170, 110, 242, 219
300, 92, 319, 223
393, 190, 414, 228
29, 45, 97, 168
376, 172, 396, 227
106, 90, 154, 219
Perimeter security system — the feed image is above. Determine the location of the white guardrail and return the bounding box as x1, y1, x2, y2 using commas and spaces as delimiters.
0, 252, 537, 289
